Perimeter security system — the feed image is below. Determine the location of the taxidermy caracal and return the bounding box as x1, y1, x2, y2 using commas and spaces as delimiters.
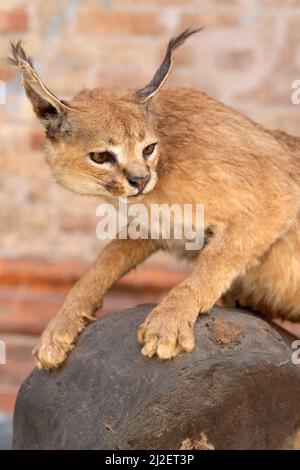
10, 28, 300, 370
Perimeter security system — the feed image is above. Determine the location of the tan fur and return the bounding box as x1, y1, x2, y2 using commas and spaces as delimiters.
10, 31, 300, 369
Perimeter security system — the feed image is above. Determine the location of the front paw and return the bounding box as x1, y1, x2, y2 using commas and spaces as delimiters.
137, 307, 195, 360
33, 312, 92, 370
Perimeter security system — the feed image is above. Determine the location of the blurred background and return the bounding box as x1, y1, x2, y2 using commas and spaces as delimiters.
1, 0, 300, 425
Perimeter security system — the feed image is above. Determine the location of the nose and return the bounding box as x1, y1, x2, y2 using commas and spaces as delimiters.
127, 173, 150, 193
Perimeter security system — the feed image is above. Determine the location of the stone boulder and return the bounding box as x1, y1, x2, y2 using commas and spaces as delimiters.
13, 305, 300, 450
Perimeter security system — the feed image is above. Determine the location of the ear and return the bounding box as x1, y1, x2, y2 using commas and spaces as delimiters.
136, 27, 204, 104
9, 41, 71, 135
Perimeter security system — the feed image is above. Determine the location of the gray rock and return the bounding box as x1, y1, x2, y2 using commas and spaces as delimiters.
13, 305, 300, 450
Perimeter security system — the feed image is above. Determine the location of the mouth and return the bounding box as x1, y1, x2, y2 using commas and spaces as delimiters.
127, 192, 144, 199
128, 185, 150, 198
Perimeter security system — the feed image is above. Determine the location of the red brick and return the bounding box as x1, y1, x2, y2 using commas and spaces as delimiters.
76, 10, 165, 35
0, 9, 28, 32
0, 392, 15, 413
0, 65, 17, 82
179, 11, 238, 30
0, 258, 86, 288
0, 258, 187, 292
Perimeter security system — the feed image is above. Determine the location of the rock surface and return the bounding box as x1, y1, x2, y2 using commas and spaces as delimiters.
13, 305, 300, 450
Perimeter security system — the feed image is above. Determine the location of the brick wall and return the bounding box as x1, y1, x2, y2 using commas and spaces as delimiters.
1, 0, 300, 262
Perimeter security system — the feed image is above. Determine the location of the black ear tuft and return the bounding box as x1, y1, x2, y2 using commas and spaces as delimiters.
136, 27, 204, 102
167, 27, 205, 53
8, 40, 34, 68
8, 39, 72, 134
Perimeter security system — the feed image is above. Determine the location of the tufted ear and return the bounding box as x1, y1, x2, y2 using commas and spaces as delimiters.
9, 41, 71, 136
136, 27, 204, 104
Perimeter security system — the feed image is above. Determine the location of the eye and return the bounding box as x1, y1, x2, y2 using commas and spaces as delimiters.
143, 143, 157, 159
88, 151, 115, 164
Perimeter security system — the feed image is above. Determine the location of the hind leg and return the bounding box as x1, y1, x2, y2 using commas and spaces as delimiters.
223, 220, 300, 322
